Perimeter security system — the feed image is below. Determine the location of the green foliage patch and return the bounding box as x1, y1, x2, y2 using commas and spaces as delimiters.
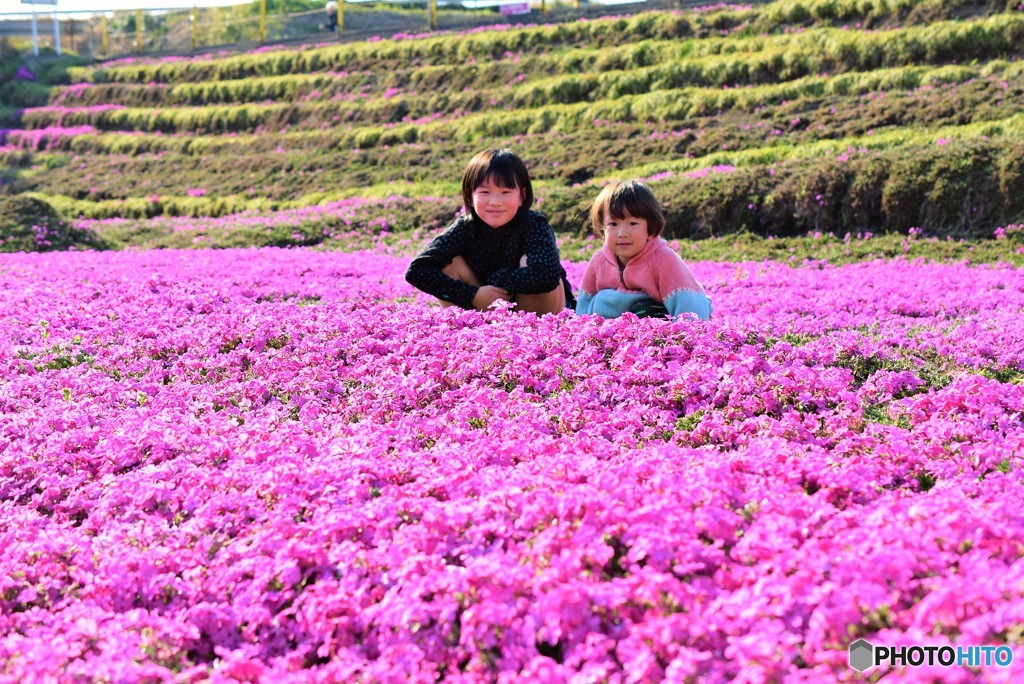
0, 195, 104, 253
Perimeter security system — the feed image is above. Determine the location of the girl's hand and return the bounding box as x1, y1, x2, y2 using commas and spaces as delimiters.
473, 286, 511, 310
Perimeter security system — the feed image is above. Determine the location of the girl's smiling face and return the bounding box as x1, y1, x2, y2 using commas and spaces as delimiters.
603, 212, 651, 266
471, 176, 523, 229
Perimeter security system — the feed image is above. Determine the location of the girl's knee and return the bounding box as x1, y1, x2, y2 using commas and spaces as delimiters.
442, 256, 480, 286
516, 284, 566, 315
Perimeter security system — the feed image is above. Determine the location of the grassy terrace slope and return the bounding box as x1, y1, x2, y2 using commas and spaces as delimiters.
2, 0, 1024, 253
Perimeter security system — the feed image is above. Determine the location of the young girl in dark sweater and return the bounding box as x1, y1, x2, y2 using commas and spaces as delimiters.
405, 148, 573, 315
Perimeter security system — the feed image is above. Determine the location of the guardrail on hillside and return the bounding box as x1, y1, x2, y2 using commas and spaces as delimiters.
0, 0, 747, 60
0, 0, 602, 58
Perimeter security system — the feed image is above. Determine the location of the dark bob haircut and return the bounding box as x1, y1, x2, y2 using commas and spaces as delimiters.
461, 148, 534, 221
589, 180, 666, 237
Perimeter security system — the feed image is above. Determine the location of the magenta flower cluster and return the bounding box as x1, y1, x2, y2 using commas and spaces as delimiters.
1, 249, 1022, 682
0, 126, 98, 152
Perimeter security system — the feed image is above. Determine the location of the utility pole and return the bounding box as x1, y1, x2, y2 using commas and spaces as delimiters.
135, 8, 143, 52
259, 0, 266, 43
20, 0, 60, 56
52, 5, 61, 54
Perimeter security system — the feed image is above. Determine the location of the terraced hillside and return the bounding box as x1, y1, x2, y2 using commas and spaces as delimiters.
2, 0, 1024, 251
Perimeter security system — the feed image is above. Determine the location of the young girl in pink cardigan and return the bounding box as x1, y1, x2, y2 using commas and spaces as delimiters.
575, 180, 712, 320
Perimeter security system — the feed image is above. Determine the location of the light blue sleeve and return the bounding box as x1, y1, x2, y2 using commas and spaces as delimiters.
578, 290, 649, 319
575, 291, 595, 315
665, 290, 713, 321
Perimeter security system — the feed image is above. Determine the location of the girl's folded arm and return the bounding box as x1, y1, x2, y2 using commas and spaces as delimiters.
405, 221, 478, 308
664, 289, 713, 320
655, 249, 712, 320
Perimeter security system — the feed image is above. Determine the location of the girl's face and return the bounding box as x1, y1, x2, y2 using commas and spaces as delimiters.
472, 177, 523, 229
603, 211, 651, 266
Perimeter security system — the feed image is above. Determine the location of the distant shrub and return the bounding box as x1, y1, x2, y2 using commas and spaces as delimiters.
0, 80, 51, 108
0, 196, 102, 252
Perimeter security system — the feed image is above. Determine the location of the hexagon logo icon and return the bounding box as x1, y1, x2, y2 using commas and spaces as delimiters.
849, 638, 874, 672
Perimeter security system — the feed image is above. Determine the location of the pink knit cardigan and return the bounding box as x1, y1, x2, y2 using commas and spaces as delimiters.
577, 238, 711, 319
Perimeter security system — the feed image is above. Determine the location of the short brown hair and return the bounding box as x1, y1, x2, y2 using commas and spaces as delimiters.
590, 180, 665, 237
461, 148, 534, 221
